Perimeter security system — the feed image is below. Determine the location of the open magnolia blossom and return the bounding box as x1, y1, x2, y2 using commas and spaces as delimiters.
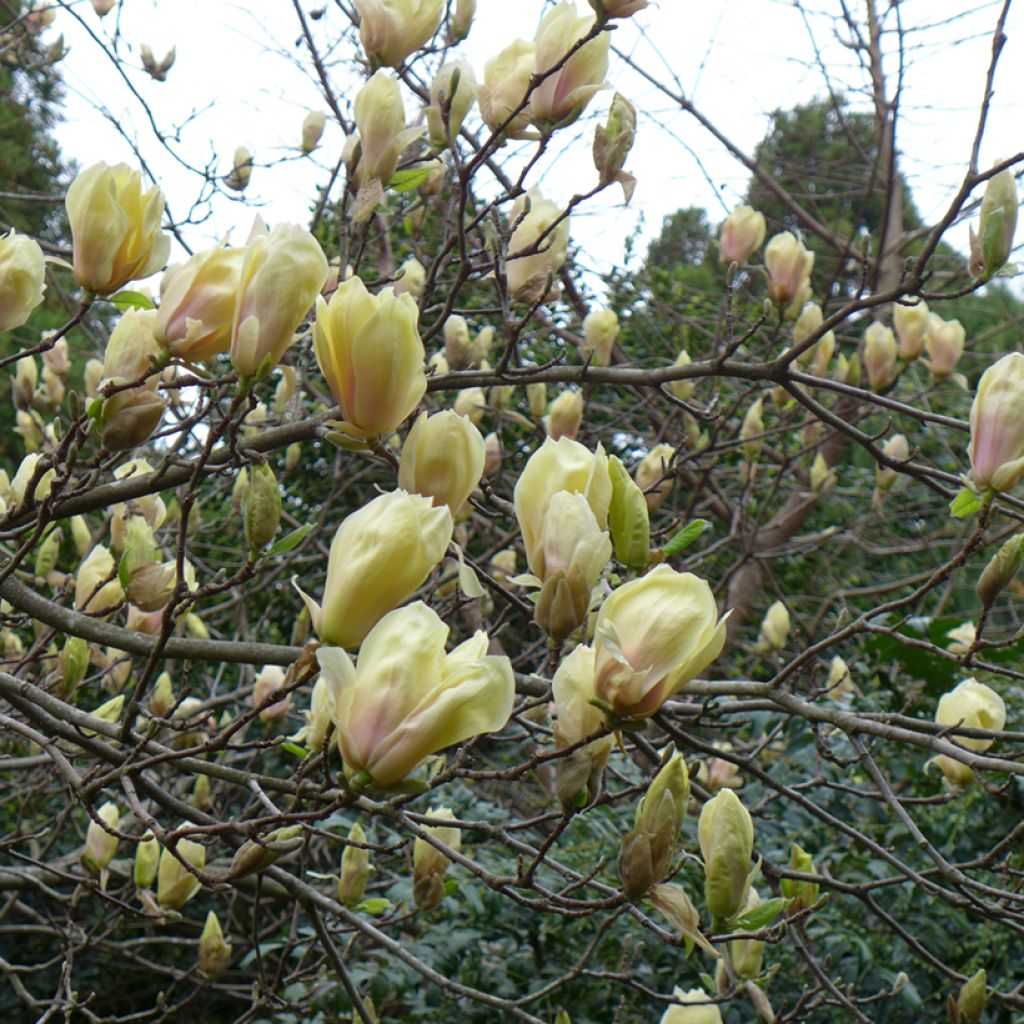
930, 678, 1006, 789
316, 602, 514, 787
354, 0, 444, 68
593, 565, 728, 718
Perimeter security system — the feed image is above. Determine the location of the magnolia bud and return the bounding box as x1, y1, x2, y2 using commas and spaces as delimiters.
426, 60, 477, 149
354, 0, 443, 68
229, 825, 303, 879
301, 110, 326, 154
81, 802, 120, 875
545, 389, 583, 440
924, 314, 965, 380
635, 444, 675, 512
92, 0, 117, 14
969, 353, 1024, 493
725, 890, 765, 980
253, 665, 292, 724
876, 433, 909, 492
245, 462, 282, 550
720, 206, 766, 265
226, 146, 253, 191
156, 834, 207, 909
479, 39, 536, 140
337, 822, 371, 905
134, 829, 159, 889
582, 308, 619, 366
59, 635, 90, 694
698, 789, 754, 923
399, 410, 485, 515
34, 526, 61, 580
764, 231, 813, 305
956, 969, 988, 1023
780, 843, 819, 913
506, 190, 570, 304
970, 166, 1017, 278
450, 0, 475, 39
893, 297, 929, 360
453, 386, 486, 426
977, 534, 1024, 610
618, 753, 688, 898
84, 358, 103, 398
863, 321, 898, 392
0, 230, 46, 333
13, 355, 38, 410
608, 455, 649, 571
413, 808, 461, 911
590, 0, 648, 20
592, 93, 636, 201
444, 315, 473, 368
198, 910, 233, 977
758, 600, 790, 650
527, 381, 548, 419
394, 257, 426, 300
810, 452, 834, 495
740, 398, 764, 463
140, 43, 175, 81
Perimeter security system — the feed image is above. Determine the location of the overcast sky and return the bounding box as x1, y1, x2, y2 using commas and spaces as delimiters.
41, 0, 1024, 284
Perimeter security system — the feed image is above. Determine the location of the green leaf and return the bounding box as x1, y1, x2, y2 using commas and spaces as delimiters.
387, 167, 432, 194
731, 896, 790, 932
356, 898, 390, 915
949, 487, 981, 519
266, 524, 313, 557
281, 742, 308, 759
662, 519, 710, 557
107, 289, 154, 311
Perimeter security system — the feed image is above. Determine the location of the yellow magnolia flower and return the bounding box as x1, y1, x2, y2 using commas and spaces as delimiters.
718, 205, 765, 265
316, 602, 514, 787
296, 490, 452, 649
698, 788, 754, 922
763, 231, 813, 307
412, 806, 461, 910
506, 189, 570, 303
65, 162, 170, 295
592, 564, 727, 718
81, 801, 120, 875
479, 39, 537, 140
156, 833, 206, 910
398, 410, 486, 515
969, 353, 1024, 493
0, 230, 46, 332
354, 0, 444, 68
313, 276, 427, 437
660, 988, 723, 1024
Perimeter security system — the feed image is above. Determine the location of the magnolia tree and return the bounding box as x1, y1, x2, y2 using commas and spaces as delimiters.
0, 0, 1023, 1021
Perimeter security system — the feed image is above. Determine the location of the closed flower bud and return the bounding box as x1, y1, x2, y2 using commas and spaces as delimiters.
92, 0, 117, 14
399, 410, 485, 515
758, 600, 790, 650
244, 462, 281, 550
317, 603, 513, 787
231, 222, 328, 378
301, 110, 326, 154
956, 969, 988, 1023
590, 0, 648, 19
337, 822, 371, 904
668, 348, 695, 402
740, 398, 764, 463
479, 39, 537, 140
155, 245, 246, 362
876, 433, 909, 492
0, 230, 46, 332
229, 825, 303, 879
443, 314, 473, 368
253, 665, 292, 724
13, 355, 38, 409
352, 71, 421, 206
969, 353, 1024, 492
698, 788, 754, 923
198, 910, 232, 978
810, 452, 834, 495
545, 389, 584, 440
506, 190, 570, 304
34, 526, 61, 580
719, 206, 766, 265
445, 0, 475, 39
635, 444, 675, 512
863, 321, 898, 392
608, 455, 649, 571
102, 388, 166, 451
354, 0, 443, 68
825, 655, 856, 701
764, 231, 813, 305
225, 146, 253, 191
893, 296, 929, 360
10, 453, 54, 506
582, 308, 619, 366
723, 889, 765, 980
482, 432, 501, 478
75, 545, 124, 614
314, 275, 426, 436
970, 166, 1017, 278
618, 752, 688, 898
59, 635, 90, 694
134, 829, 159, 889
42, 337, 70, 376
454, 386, 487, 425
297, 490, 452, 649
936, 678, 1005, 752
527, 381, 548, 419
84, 358, 104, 397
413, 806, 461, 911
594, 565, 727, 718
531, 2, 609, 130
592, 93, 637, 201
977, 533, 1024, 610
81, 801, 120, 875
780, 843, 819, 913
149, 671, 175, 718
140, 43, 175, 81
290, 674, 333, 749
923, 314, 965, 380
66, 162, 170, 295
156, 833, 206, 909
393, 257, 425, 300
426, 60, 477, 148
661, 988, 723, 1024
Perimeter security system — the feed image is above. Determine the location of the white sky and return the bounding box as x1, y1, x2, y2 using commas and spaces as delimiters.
40, 0, 1024, 283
